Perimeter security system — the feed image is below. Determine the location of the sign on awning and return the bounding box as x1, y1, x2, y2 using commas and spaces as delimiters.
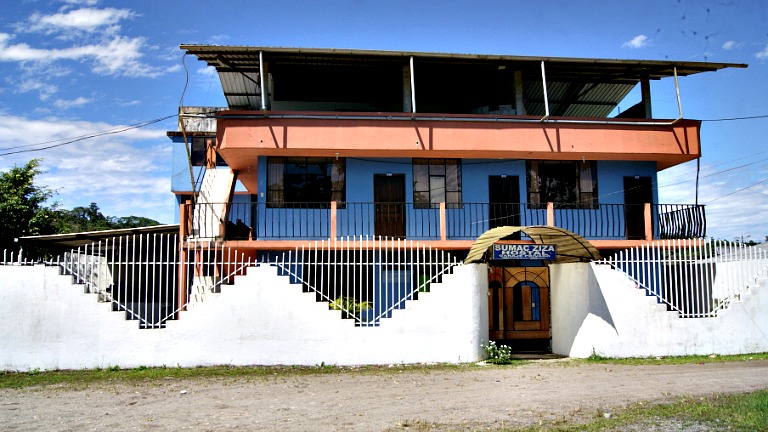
492, 244, 557, 260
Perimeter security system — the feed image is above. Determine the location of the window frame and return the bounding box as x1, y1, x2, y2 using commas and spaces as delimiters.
266, 157, 346, 208
526, 160, 598, 209
413, 158, 463, 209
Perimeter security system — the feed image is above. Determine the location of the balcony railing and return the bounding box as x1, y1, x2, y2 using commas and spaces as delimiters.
184, 201, 706, 242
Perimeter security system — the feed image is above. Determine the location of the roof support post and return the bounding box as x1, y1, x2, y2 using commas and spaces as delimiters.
540, 61, 550, 121
409, 56, 417, 118
673, 66, 683, 122
514, 70, 525, 115
641, 77, 652, 119
259, 50, 267, 112
402, 64, 412, 113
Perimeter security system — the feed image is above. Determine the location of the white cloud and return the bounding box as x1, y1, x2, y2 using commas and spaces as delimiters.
197, 66, 217, 77
721, 40, 741, 50
61, 0, 100, 6
659, 162, 768, 240
25, 7, 135, 37
757, 44, 768, 60
0, 32, 173, 78
0, 115, 175, 223
17, 79, 58, 101
622, 35, 650, 49
53, 96, 94, 109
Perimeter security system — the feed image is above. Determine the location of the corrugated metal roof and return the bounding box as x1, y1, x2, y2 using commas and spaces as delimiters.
181, 45, 746, 116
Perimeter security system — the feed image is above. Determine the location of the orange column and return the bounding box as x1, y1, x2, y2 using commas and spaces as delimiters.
546, 202, 555, 227
330, 201, 337, 240
440, 202, 447, 241
644, 203, 653, 241
177, 200, 190, 318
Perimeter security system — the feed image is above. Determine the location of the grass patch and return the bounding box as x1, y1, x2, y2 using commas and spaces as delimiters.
579, 351, 768, 366
0, 362, 477, 390
512, 389, 768, 431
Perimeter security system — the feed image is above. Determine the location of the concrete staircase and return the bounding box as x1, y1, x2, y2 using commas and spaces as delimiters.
191, 167, 234, 239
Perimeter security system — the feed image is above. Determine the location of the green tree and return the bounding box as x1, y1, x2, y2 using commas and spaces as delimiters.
0, 159, 59, 253
58, 203, 160, 233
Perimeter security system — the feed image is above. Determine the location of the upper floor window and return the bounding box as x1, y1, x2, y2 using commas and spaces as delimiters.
413, 158, 462, 209
527, 161, 597, 208
267, 157, 345, 208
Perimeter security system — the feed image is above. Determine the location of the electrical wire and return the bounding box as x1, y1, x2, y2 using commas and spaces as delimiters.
0, 115, 176, 157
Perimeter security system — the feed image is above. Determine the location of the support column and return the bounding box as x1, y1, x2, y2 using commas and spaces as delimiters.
547, 202, 555, 227
514, 70, 525, 115
641, 77, 652, 119
440, 202, 447, 241
644, 203, 653, 241
403, 64, 412, 113
330, 201, 338, 240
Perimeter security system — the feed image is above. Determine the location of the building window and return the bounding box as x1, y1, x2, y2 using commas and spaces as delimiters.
267, 157, 345, 207
413, 158, 462, 209
527, 161, 597, 208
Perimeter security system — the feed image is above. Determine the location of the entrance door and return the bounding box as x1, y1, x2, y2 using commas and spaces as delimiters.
624, 176, 653, 240
374, 174, 406, 238
488, 266, 550, 340
488, 176, 520, 229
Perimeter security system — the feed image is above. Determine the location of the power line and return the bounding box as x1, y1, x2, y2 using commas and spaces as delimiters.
705, 177, 768, 203
0, 115, 176, 157
701, 114, 768, 122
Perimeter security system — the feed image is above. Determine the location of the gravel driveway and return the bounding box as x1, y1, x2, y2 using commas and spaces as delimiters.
2, 359, 767, 431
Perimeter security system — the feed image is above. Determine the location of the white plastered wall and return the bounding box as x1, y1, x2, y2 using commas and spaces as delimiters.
550, 262, 768, 358
0, 263, 488, 371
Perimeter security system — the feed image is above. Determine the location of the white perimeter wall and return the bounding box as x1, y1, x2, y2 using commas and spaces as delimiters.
0, 264, 488, 371
551, 262, 768, 358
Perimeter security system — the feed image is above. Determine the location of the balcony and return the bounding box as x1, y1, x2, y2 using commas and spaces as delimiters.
182, 201, 705, 249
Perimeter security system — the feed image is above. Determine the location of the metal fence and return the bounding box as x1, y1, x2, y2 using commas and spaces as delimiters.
2, 234, 255, 329
2, 233, 462, 329
600, 239, 768, 318
271, 236, 463, 326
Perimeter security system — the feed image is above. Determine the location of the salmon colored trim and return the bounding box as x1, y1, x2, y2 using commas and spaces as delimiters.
216, 113, 702, 177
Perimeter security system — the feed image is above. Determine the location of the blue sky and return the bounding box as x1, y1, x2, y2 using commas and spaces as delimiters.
0, 0, 766, 241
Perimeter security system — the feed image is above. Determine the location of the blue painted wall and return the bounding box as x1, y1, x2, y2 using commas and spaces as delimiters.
239, 157, 662, 240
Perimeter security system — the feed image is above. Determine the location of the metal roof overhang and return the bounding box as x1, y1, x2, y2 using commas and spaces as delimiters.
19, 224, 179, 251
181, 45, 745, 79
464, 226, 602, 264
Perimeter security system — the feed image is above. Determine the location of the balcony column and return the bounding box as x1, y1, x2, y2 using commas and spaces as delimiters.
546, 202, 555, 227
440, 202, 447, 241
644, 203, 653, 241
330, 201, 337, 240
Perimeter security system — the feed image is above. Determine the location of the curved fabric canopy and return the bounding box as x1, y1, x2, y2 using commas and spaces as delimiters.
464, 225, 601, 264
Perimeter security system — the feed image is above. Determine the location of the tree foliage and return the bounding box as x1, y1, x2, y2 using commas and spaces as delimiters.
0, 159, 59, 253
58, 202, 160, 233
1, 159, 161, 254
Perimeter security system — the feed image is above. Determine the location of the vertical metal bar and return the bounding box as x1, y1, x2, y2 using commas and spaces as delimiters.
541, 60, 550, 120
673, 66, 683, 121
259, 51, 267, 111
151, 234, 157, 327
409, 56, 416, 115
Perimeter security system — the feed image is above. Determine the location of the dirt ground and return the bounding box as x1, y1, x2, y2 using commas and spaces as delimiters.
2, 359, 768, 431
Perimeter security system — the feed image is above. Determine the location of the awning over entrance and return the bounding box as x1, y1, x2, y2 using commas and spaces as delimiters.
464, 226, 601, 264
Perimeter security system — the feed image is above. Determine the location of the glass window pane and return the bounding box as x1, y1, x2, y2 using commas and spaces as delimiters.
429, 160, 445, 175
413, 163, 429, 192
430, 176, 445, 204
446, 163, 459, 191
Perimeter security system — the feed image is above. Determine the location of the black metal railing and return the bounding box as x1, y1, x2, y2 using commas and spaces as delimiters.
191, 201, 706, 241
